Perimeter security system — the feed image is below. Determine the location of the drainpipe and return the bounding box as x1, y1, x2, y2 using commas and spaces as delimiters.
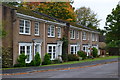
43, 23, 46, 55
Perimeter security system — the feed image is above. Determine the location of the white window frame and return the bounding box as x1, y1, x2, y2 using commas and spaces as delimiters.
92, 33, 95, 41
57, 27, 61, 38
70, 45, 77, 54
70, 29, 75, 39
19, 43, 32, 63
76, 31, 79, 39
95, 34, 98, 41
34, 22, 39, 36
47, 44, 57, 60
19, 19, 31, 35
82, 31, 86, 40
48, 25, 55, 37
82, 45, 89, 52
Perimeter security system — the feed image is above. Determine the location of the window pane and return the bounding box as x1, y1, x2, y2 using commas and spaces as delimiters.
20, 46, 25, 54
57, 27, 61, 38
26, 46, 30, 61
48, 26, 51, 36
35, 23, 39, 35
25, 21, 30, 33
19, 20, 24, 33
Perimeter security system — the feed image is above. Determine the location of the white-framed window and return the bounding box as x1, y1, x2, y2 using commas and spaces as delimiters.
82, 31, 86, 40
92, 33, 95, 41
82, 45, 88, 53
70, 45, 77, 54
35, 22, 39, 35
57, 27, 61, 38
47, 44, 56, 60
48, 25, 55, 37
19, 43, 32, 63
95, 34, 98, 41
76, 31, 79, 39
19, 19, 31, 35
70, 29, 75, 39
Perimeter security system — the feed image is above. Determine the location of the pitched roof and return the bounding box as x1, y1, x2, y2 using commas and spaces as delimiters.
2, 3, 99, 33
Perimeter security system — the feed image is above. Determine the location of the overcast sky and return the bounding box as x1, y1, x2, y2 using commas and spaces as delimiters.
72, 0, 120, 29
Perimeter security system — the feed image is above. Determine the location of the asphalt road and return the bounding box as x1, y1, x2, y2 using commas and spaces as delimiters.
3, 62, 119, 78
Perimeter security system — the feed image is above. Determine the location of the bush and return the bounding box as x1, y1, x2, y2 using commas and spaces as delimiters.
2, 47, 13, 68
42, 53, 51, 65
91, 47, 98, 58
68, 54, 79, 61
17, 53, 27, 67
77, 51, 87, 60
26, 60, 35, 67
62, 53, 68, 62
34, 52, 41, 66
51, 59, 62, 64
14, 64, 21, 67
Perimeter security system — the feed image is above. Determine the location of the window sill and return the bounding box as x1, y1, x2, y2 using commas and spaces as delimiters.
19, 33, 31, 36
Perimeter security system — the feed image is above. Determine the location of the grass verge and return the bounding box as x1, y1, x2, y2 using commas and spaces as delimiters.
2, 56, 119, 70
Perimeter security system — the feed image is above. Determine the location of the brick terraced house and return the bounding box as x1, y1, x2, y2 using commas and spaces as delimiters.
1, 4, 100, 66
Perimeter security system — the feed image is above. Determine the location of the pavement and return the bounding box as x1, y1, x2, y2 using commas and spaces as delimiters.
2, 58, 118, 75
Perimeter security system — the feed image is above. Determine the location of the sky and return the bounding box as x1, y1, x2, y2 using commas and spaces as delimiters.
72, 0, 120, 29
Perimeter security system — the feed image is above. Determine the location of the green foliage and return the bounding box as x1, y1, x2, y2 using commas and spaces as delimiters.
51, 59, 62, 64
76, 7, 101, 29
105, 4, 120, 45
61, 37, 68, 62
42, 53, 51, 65
77, 51, 87, 60
91, 47, 98, 58
19, 2, 76, 22
17, 53, 27, 67
2, 47, 13, 68
68, 54, 79, 61
34, 52, 41, 66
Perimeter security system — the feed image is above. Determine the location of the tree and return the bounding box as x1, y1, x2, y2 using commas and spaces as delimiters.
105, 4, 120, 44
19, 2, 76, 22
75, 7, 101, 29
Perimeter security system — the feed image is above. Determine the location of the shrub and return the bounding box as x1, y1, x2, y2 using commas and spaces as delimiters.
51, 59, 62, 64
26, 60, 35, 67
68, 54, 79, 61
2, 47, 13, 68
77, 51, 87, 60
42, 53, 51, 65
17, 53, 27, 67
14, 64, 21, 67
91, 47, 98, 58
62, 53, 68, 62
34, 52, 41, 66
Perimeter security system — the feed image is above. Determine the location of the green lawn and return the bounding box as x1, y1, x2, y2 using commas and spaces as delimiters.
2, 56, 119, 70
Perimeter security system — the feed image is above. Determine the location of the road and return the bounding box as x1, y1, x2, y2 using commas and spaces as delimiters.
3, 62, 119, 78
